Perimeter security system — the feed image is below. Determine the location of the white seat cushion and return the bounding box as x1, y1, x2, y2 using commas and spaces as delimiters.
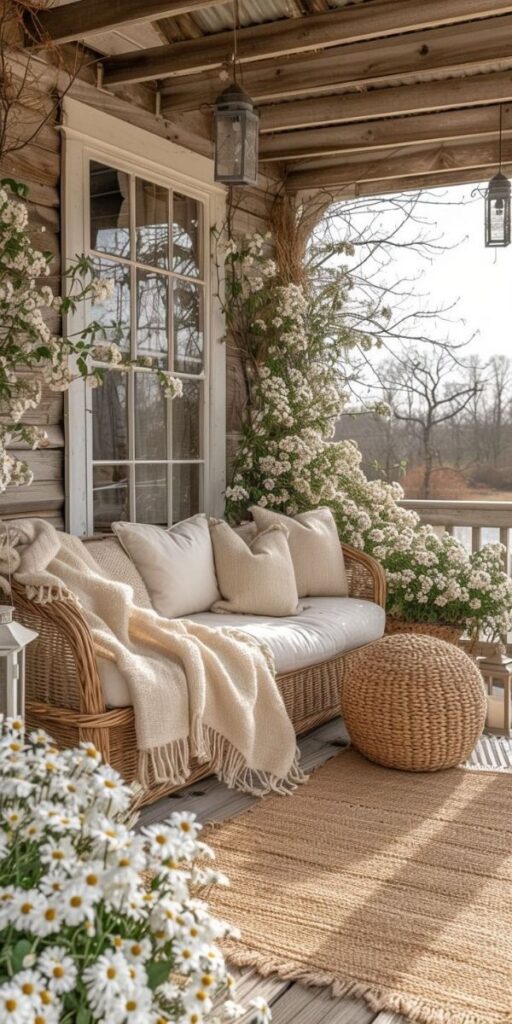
99, 597, 385, 707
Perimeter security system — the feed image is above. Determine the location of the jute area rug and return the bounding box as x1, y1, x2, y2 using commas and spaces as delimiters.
207, 750, 512, 1024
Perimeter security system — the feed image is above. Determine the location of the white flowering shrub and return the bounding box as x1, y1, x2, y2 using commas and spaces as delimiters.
221, 232, 512, 640
0, 179, 182, 492
0, 717, 270, 1024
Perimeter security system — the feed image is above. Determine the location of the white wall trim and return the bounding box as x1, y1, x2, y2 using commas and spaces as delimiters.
63, 98, 226, 536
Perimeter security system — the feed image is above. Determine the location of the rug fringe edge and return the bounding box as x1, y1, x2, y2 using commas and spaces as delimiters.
224, 945, 509, 1024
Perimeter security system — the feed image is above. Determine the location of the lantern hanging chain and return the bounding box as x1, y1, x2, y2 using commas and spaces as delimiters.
499, 103, 503, 172
232, 0, 241, 86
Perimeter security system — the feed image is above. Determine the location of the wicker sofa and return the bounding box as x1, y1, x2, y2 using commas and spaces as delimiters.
12, 534, 386, 807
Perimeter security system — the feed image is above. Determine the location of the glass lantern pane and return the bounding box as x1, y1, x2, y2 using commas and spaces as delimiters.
90, 162, 130, 258
93, 465, 130, 530
242, 113, 259, 184
135, 178, 169, 269
489, 197, 508, 244
172, 463, 202, 523
173, 194, 201, 278
135, 464, 168, 525
134, 372, 167, 461
216, 113, 243, 179
136, 269, 169, 366
172, 381, 202, 459
92, 371, 128, 462
173, 281, 204, 374
91, 259, 131, 352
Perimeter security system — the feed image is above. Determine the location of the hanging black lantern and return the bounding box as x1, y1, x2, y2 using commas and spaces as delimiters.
485, 105, 511, 248
485, 171, 511, 248
214, 83, 259, 185
214, 0, 259, 186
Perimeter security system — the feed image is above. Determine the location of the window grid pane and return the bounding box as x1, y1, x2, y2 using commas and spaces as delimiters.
90, 159, 206, 528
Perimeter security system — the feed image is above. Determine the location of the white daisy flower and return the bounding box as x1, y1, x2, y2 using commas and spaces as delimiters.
168, 811, 201, 841
92, 764, 132, 812
250, 996, 272, 1023
38, 947, 78, 994
8, 888, 45, 930
0, 982, 31, 1023
61, 881, 97, 925
83, 950, 131, 1013
40, 836, 75, 872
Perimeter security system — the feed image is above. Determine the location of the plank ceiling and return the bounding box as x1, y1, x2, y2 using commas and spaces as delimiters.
33, 0, 512, 196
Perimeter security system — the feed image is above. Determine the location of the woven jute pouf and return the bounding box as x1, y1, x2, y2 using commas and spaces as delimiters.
342, 634, 486, 771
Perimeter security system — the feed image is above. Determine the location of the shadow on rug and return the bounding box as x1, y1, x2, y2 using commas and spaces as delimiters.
207, 750, 512, 1024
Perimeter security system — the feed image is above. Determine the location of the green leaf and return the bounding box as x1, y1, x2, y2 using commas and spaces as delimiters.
76, 1007, 93, 1024
146, 959, 173, 991
12, 939, 32, 973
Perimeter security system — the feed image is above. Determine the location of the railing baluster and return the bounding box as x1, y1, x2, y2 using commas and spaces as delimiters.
500, 527, 510, 576
472, 526, 482, 554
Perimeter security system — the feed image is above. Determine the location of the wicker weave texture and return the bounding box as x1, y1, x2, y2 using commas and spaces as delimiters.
342, 634, 486, 772
385, 616, 462, 646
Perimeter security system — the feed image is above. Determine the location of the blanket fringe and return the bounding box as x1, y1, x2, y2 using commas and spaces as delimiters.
221, 944, 510, 1024
139, 725, 306, 797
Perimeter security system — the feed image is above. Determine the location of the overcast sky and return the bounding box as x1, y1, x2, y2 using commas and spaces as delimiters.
386, 182, 512, 358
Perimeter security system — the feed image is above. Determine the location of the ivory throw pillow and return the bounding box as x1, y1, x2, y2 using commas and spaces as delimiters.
112, 515, 220, 618
210, 520, 301, 617
250, 506, 348, 598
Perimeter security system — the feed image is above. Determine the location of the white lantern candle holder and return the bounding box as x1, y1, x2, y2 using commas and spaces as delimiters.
478, 643, 512, 736
0, 605, 38, 719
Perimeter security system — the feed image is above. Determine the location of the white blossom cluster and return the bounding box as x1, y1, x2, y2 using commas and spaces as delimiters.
0, 717, 270, 1024
0, 181, 183, 493
222, 232, 512, 639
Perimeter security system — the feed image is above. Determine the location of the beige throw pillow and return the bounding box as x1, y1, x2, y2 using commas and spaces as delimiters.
250, 506, 348, 598
210, 520, 301, 617
112, 515, 220, 618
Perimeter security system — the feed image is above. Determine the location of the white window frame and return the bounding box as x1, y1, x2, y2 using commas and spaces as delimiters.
62, 98, 227, 536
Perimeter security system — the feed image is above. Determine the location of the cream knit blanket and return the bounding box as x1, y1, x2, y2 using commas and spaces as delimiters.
0, 519, 304, 795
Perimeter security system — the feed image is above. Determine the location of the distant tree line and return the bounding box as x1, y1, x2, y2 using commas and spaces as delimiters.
336, 350, 512, 499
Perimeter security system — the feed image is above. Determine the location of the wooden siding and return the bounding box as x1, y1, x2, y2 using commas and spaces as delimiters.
0, 102, 64, 527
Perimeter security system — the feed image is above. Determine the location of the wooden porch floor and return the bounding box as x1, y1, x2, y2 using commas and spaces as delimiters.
138, 718, 510, 1024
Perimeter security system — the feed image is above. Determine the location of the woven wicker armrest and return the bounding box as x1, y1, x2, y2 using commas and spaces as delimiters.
11, 580, 105, 717
341, 544, 387, 608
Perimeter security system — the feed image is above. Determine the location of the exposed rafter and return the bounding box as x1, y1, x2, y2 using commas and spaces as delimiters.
259, 106, 512, 162
33, 0, 227, 46
162, 16, 512, 112
258, 69, 512, 133
285, 138, 505, 191
102, 0, 512, 86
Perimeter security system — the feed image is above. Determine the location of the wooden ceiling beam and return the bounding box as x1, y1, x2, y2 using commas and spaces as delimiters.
33, 0, 227, 46
162, 16, 512, 112
259, 69, 512, 133
102, 0, 512, 86
284, 138, 505, 190
259, 106, 512, 162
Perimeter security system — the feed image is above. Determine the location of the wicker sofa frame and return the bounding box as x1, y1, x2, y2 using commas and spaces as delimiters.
12, 542, 386, 807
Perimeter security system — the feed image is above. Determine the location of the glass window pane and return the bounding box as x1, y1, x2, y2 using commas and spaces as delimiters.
173, 281, 203, 375
173, 193, 200, 278
172, 464, 202, 523
93, 465, 129, 531
90, 161, 130, 258
173, 381, 202, 459
137, 269, 169, 367
92, 371, 128, 462
135, 464, 167, 525
136, 178, 169, 269
135, 372, 167, 461
91, 259, 130, 352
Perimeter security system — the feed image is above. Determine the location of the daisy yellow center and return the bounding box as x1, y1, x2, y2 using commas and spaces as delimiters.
86, 747, 98, 758
86, 874, 98, 886
196, 991, 207, 1003
201, 975, 214, 987
70, 896, 82, 908
131, 944, 142, 956
5, 998, 18, 1012
118, 858, 130, 867
22, 982, 35, 995
21, 902, 33, 915
35, 1017, 46, 1024
126, 1000, 137, 1011
44, 908, 57, 922
107, 967, 117, 980
53, 967, 64, 979
51, 851, 64, 860
190, 927, 199, 938
9, 742, 21, 752
104, 779, 116, 789
40, 991, 52, 1005
180, 822, 191, 832
156, 835, 166, 845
